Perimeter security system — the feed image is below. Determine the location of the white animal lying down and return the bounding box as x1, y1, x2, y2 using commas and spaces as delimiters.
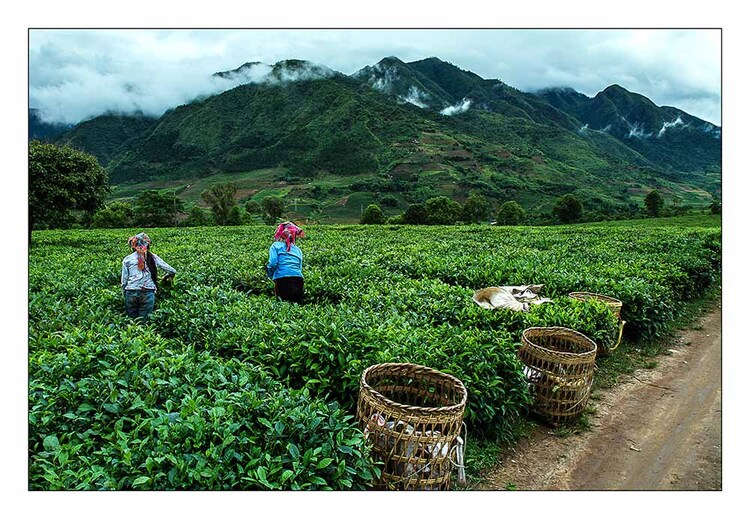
472, 284, 553, 312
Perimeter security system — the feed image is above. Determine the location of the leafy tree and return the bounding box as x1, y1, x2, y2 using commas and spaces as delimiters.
133, 189, 185, 227
360, 204, 385, 224
184, 205, 211, 227
245, 200, 261, 215
496, 201, 525, 226
202, 183, 238, 225
552, 194, 583, 224
261, 196, 285, 225
379, 194, 399, 207
462, 193, 491, 223
644, 190, 664, 217
709, 198, 721, 215
91, 201, 134, 228
29, 141, 110, 237
402, 203, 429, 225
425, 196, 462, 225
228, 205, 242, 226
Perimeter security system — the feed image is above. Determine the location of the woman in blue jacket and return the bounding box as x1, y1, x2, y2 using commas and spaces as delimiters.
266, 222, 305, 303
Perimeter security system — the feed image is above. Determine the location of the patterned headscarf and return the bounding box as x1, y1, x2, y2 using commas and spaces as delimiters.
274, 222, 305, 251
128, 232, 152, 270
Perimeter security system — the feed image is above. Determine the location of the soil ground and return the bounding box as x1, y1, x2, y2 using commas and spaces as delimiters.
479, 303, 722, 490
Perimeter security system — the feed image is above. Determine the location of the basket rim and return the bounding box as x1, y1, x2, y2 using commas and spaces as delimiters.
568, 291, 622, 305
360, 362, 468, 415
521, 326, 597, 357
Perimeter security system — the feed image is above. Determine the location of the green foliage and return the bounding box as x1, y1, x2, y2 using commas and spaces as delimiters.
53, 61, 717, 225
29, 329, 378, 490
184, 206, 212, 227
360, 204, 385, 225
425, 196, 462, 225
28, 141, 110, 233
579, 214, 720, 228
496, 201, 525, 226
29, 223, 720, 488
133, 190, 184, 227
709, 198, 721, 215
91, 201, 134, 229
227, 206, 242, 226
402, 203, 429, 225
644, 190, 665, 217
54, 114, 156, 166
202, 183, 238, 226
245, 200, 261, 215
552, 194, 583, 224
261, 197, 285, 225
379, 194, 399, 208
462, 193, 492, 223
540, 84, 721, 174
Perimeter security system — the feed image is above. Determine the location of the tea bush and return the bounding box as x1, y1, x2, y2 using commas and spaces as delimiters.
29, 222, 721, 488
29, 326, 379, 490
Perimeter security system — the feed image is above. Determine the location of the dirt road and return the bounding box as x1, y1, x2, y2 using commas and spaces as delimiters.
480, 304, 722, 490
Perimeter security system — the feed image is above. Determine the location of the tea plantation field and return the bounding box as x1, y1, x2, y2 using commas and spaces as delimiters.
28, 222, 721, 490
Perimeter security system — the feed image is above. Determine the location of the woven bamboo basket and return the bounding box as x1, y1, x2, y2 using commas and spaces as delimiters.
518, 327, 597, 426
569, 292, 627, 354
357, 363, 468, 490
568, 291, 622, 319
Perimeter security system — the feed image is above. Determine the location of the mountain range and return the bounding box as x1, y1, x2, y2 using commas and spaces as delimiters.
36, 56, 721, 222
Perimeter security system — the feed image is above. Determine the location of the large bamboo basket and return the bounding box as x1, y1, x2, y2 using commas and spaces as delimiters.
569, 292, 627, 355
357, 363, 468, 490
519, 327, 597, 426
569, 291, 623, 319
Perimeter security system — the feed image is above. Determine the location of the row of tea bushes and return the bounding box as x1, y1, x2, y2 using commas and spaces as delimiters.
29, 323, 379, 490
29, 223, 721, 488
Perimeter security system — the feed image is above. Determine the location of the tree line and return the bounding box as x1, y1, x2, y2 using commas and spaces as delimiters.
90, 185, 287, 229
29, 141, 720, 239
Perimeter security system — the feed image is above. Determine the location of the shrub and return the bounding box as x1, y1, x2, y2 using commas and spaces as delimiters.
28, 224, 722, 486
29, 141, 110, 235
202, 183, 238, 226
644, 190, 664, 217
360, 204, 385, 225
184, 206, 211, 227
245, 200, 261, 215
133, 190, 184, 227
462, 194, 491, 223
261, 197, 285, 225
91, 201, 134, 229
425, 196, 462, 225
496, 201, 525, 226
379, 195, 399, 208
29, 328, 379, 490
552, 194, 583, 224
402, 203, 429, 225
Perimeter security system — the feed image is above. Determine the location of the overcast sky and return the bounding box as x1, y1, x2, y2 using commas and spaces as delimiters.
28, 29, 721, 126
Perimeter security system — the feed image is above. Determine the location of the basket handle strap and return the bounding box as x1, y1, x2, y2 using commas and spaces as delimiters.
610, 320, 626, 351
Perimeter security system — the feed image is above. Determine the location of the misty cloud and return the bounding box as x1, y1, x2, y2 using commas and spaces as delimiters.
355, 63, 399, 93
440, 98, 471, 116
626, 122, 653, 139
400, 86, 430, 108
657, 116, 687, 138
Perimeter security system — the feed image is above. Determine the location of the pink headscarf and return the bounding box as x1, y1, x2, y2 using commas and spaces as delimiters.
274, 222, 305, 251
127, 232, 151, 270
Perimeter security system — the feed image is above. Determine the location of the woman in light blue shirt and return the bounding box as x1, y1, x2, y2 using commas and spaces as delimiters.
266, 222, 305, 303
121, 232, 176, 318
